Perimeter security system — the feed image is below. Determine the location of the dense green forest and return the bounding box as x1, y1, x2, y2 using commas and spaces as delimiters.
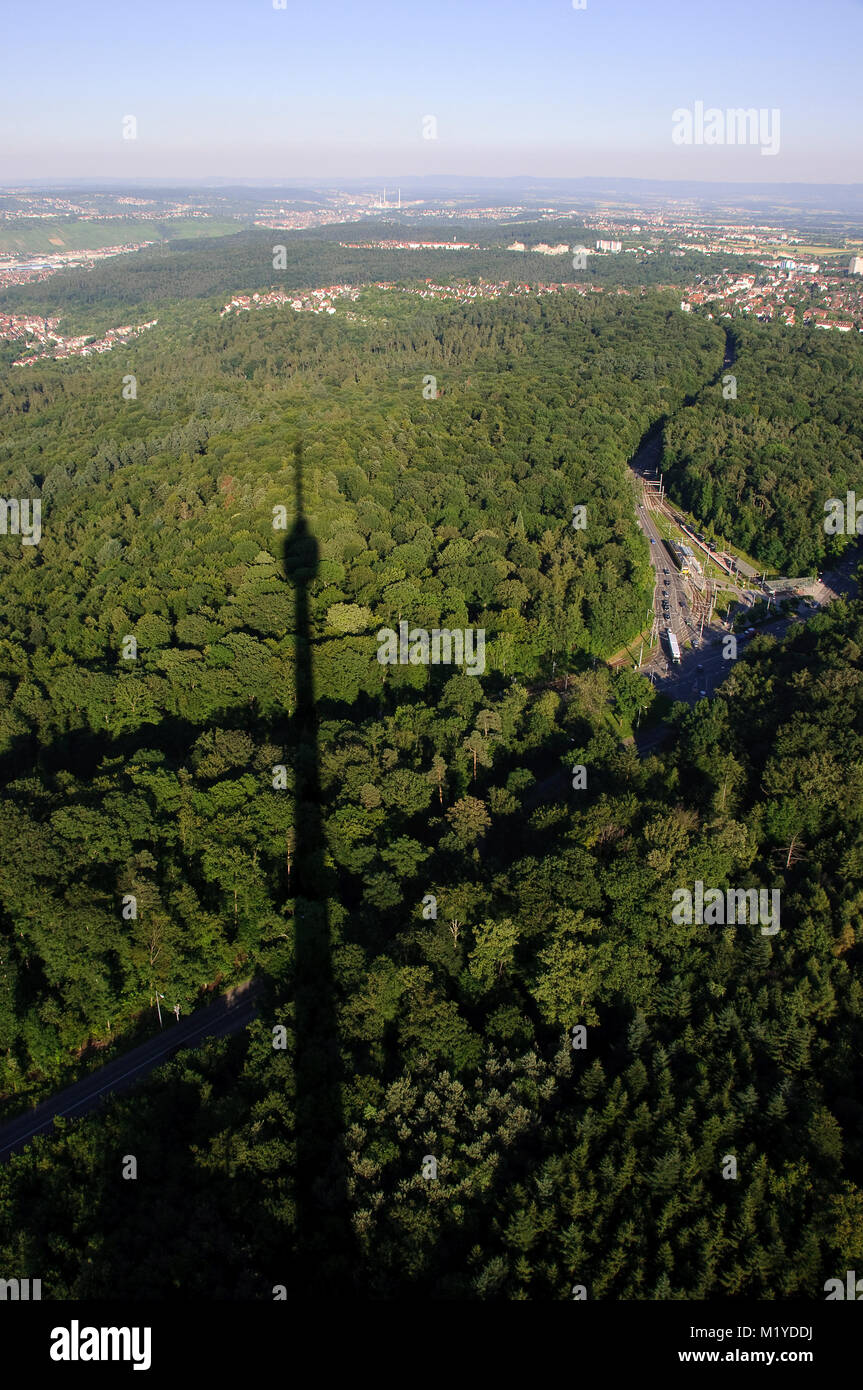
0, 288, 719, 1095
1, 266, 861, 1300
661, 319, 863, 575
2, 593, 862, 1297
0, 227, 742, 337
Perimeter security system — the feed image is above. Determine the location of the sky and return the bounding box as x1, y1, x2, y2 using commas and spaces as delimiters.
2, 0, 862, 185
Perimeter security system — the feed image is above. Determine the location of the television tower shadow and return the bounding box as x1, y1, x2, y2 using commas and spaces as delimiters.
280, 440, 353, 1294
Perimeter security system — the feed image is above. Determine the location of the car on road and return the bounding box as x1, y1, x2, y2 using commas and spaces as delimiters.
663, 568, 669, 575
699, 689, 707, 698
696, 663, 704, 672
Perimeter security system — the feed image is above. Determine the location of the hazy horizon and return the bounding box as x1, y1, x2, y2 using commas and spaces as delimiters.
3, 0, 861, 185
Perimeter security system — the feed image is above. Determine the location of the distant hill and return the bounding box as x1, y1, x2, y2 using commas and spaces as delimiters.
0, 216, 249, 255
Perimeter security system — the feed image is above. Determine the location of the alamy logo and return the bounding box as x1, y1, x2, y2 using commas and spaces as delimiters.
0, 1277, 41, 1299
671, 101, 780, 156
0, 498, 41, 546
377, 621, 485, 676
824, 492, 863, 534
671, 880, 780, 935
824, 1271, 863, 1300
50, 1321, 152, 1372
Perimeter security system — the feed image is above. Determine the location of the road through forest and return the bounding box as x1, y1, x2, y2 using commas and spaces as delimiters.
0, 979, 261, 1163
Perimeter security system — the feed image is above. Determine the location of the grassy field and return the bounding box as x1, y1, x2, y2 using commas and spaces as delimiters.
761, 243, 848, 258
0, 217, 249, 254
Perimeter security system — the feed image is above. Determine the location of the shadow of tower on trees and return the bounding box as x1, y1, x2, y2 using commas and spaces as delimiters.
279, 439, 353, 1294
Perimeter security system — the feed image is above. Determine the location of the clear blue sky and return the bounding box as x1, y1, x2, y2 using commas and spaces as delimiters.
2, 0, 861, 183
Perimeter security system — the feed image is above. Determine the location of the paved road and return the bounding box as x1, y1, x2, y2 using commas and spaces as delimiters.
0, 979, 261, 1163
614, 341, 858, 751
634, 558, 859, 755
626, 430, 861, 755
633, 483, 691, 660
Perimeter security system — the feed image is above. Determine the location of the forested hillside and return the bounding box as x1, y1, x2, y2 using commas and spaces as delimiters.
1, 276, 861, 1301
661, 320, 863, 574
0, 229, 739, 336
1, 595, 862, 1297
0, 289, 720, 1096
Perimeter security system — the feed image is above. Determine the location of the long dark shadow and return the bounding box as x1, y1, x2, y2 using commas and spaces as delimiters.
280, 440, 353, 1294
